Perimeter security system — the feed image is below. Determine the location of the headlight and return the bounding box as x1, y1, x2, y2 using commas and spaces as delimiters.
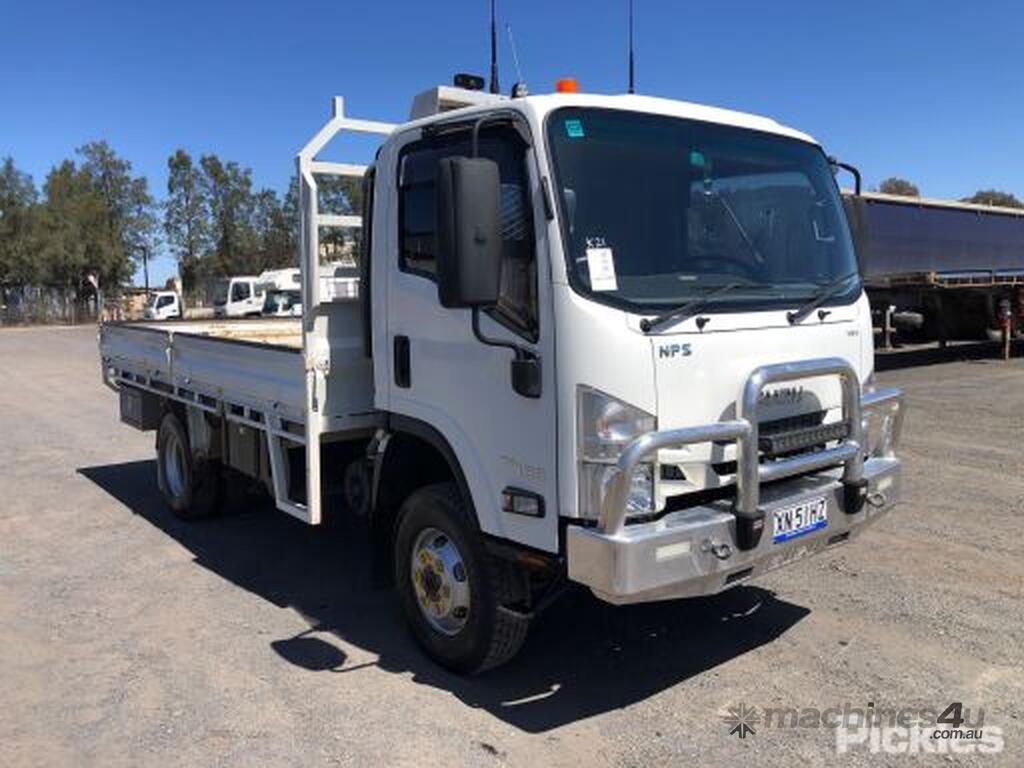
577, 387, 656, 519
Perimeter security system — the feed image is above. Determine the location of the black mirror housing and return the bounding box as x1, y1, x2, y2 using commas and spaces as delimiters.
436, 157, 502, 309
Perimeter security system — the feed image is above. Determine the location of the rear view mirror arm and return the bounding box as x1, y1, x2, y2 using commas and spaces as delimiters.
829, 156, 862, 196
472, 309, 542, 399
472, 308, 534, 361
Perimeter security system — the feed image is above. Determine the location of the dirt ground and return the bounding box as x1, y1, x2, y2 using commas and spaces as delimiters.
0, 326, 1021, 767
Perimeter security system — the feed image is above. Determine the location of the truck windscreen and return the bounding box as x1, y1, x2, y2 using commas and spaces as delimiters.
546, 108, 861, 313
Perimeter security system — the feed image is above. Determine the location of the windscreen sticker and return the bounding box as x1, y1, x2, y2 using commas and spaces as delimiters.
586, 247, 618, 291
564, 118, 585, 138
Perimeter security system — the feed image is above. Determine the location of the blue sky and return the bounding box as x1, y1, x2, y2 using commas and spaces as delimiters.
3, 0, 1021, 285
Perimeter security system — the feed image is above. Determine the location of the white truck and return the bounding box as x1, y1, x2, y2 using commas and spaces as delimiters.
99, 83, 905, 673
212, 275, 265, 318
142, 290, 182, 321
257, 268, 303, 317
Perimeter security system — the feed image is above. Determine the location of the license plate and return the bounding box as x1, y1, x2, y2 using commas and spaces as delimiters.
772, 496, 828, 543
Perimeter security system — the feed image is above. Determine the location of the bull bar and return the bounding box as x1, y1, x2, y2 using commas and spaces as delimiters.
567, 358, 905, 604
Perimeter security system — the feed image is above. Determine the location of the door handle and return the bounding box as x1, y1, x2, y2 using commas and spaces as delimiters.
394, 335, 411, 388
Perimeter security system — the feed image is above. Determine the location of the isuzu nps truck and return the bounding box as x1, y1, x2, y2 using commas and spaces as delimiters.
99, 82, 905, 673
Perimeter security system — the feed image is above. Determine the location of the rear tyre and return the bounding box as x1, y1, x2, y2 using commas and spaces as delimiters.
156, 411, 221, 520
395, 482, 529, 674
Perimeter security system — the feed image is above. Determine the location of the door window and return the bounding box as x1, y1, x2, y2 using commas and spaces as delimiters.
231, 282, 250, 302
397, 126, 539, 339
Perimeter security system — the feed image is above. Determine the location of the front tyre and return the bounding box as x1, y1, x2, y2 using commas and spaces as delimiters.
156, 411, 221, 520
395, 483, 529, 673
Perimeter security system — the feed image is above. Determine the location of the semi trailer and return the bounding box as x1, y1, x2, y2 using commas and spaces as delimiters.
99, 82, 905, 673
843, 190, 1024, 345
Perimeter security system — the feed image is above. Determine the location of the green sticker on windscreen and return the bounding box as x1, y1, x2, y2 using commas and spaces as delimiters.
689, 150, 706, 168
565, 119, 585, 138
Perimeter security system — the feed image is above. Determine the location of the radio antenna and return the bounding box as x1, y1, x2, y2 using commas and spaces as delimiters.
506, 23, 527, 94
489, 0, 500, 95
628, 0, 636, 94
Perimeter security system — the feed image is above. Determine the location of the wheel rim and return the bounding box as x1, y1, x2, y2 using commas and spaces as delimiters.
163, 429, 187, 501
410, 526, 470, 636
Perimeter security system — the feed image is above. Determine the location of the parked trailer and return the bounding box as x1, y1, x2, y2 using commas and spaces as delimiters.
843, 191, 1024, 345
100, 85, 905, 672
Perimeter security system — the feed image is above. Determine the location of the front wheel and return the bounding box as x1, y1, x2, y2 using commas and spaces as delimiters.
395, 483, 529, 673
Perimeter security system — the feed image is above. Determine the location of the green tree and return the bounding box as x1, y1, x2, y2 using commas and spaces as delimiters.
200, 154, 259, 276
0, 157, 39, 286
32, 143, 154, 321
36, 160, 98, 314
288, 173, 364, 261
165, 149, 210, 292
78, 141, 153, 286
127, 177, 161, 291
252, 188, 295, 271
282, 174, 300, 249
319, 175, 363, 217
962, 189, 1024, 209
878, 177, 919, 197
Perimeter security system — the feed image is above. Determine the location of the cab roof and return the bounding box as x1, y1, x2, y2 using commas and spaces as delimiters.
402, 88, 818, 147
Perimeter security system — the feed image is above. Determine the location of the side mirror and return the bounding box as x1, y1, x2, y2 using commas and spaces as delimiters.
436, 157, 502, 309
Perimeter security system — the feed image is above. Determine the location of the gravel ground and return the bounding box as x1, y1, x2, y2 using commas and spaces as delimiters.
0, 326, 1021, 767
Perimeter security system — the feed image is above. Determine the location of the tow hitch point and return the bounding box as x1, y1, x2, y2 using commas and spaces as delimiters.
844, 478, 869, 515
734, 510, 765, 551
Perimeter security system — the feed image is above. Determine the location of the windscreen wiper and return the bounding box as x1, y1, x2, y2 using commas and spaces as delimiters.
716, 192, 764, 265
640, 282, 742, 333
786, 271, 860, 325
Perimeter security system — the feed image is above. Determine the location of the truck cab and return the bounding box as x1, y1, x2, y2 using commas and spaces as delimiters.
257, 268, 303, 317
100, 84, 904, 673
212, 276, 264, 318
142, 290, 181, 320
353, 89, 902, 595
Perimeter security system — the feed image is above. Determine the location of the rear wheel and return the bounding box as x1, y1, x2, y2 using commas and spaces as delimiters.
394, 483, 529, 674
156, 411, 221, 519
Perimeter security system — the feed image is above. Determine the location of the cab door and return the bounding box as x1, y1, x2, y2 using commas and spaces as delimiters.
381, 122, 559, 552
250, 280, 265, 314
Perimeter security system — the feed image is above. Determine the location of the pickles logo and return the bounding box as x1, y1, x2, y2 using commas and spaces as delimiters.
658, 343, 692, 359
722, 703, 760, 739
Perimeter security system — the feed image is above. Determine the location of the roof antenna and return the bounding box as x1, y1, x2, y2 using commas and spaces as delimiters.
489, 0, 500, 95
506, 23, 528, 96
628, 0, 636, 94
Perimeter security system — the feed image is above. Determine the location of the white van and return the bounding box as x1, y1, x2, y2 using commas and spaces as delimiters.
142, 291, 181, 321
212, 276, 263, 318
